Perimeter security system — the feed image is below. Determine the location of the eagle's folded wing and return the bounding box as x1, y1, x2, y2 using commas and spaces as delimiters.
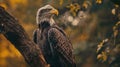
48, 28, 75, 65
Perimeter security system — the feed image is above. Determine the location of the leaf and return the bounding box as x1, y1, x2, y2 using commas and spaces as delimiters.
97, 54, 102, 60
97, 52, 107, 62
115, 4, 119, 8
66, 3, 80, 16
59, 0, 63, 5
96, 0, 102, 4
82, 1, 92, 9
102, 52, 107, 62
97, 38, 109, 53
111, 8, 116, 15
113, 21, 120, 38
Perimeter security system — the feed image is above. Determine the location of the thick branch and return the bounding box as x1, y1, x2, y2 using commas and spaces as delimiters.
0, 6, 49, 67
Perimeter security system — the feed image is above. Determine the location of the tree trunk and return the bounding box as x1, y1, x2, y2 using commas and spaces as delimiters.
0, 6, 49, 67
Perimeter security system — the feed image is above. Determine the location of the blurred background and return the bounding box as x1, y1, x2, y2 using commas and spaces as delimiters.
0, 0, 119, 67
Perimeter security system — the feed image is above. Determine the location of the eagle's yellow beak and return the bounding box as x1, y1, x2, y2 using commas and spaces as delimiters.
50, 8, 59, 16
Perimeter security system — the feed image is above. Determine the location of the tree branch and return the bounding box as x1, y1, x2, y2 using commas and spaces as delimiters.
0, 6, 49, 67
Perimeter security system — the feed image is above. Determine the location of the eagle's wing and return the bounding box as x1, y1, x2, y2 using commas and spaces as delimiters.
33, 29, 40, 44
48, 28, 75, 66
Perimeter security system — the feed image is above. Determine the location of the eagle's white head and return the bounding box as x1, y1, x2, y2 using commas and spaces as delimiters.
36, 5, 59, 28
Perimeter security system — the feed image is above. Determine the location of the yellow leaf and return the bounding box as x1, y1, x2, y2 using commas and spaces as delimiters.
83, 2, 88, 9
96, 0, 102, 4
114, 30, 118, 38
82, 1, 91, 9
102, 52, 107, 62
66, 3, 80, 16
111, 8, 116, 15
97, 54, 102, 60
97, 52, 107, 62
59, 0, 63, 5
74, 3, 80, 12
113, 21, 120, 37
115, 4, 119, 8
97, 38, 109, 53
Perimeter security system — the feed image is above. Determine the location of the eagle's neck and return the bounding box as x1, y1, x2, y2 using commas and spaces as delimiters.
50, 18, 55, 26
39, 18, 55, 29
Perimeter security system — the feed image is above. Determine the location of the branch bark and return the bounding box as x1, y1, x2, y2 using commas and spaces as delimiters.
0, 6, 49, 67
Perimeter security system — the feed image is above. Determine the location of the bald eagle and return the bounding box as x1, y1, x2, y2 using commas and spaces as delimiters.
33, 5, 76, 67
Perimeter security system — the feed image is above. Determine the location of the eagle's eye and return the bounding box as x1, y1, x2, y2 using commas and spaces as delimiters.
46, 9, 52, 12
40, 9, 52, 14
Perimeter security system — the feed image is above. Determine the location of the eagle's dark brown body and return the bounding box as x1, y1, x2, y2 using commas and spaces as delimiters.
34, 5, 76, 67
33, 23, 75, 67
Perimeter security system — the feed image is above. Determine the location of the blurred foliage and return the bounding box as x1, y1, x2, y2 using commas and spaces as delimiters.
0, 0, 120, 67
110, 0, 120, 5
60, 0, 63, 5
66, 3, 80, 16
96, 0, 102, 4
97, 21, 120, 67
